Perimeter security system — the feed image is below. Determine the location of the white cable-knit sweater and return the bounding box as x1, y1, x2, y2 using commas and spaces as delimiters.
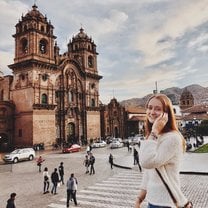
140, 131, 188, 208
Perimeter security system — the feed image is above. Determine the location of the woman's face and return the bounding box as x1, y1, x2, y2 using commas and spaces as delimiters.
146, 97, 164, 123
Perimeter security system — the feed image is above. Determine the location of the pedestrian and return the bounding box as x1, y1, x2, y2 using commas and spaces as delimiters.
51, 168, 59, 195
133, 149, 142, 172
6, 192, 16, 208
43, 167, 50, 194
133, 148, 138, 165
135, 94, 193, 208
89, 144, 92, 152
86, 145, 90, 155
126, 140, 130, 151
58, 162, 64, 185
89, 152, 95, 175
109, 153, 113, 169
83, 155, 89, 173
36, 155, 45, 172
66, 173, 78, 207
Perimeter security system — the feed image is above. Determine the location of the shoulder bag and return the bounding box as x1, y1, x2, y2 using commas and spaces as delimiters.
155, 168, 193, 208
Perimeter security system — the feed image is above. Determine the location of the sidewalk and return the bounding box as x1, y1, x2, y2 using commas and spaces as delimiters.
114, 149, 208, 174
114, 138, 208, 175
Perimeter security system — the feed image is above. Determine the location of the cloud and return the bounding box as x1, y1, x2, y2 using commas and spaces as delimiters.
134, 0, 208, 67
1, 0, 208, 104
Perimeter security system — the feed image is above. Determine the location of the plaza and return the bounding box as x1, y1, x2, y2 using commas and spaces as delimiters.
0, 142, 208, 208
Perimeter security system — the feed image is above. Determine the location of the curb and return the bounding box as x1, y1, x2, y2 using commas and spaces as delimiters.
113, 163, 132, 169
180, 171, 208, 175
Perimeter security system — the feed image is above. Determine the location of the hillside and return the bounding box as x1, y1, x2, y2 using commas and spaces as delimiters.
120, 84, 208, 108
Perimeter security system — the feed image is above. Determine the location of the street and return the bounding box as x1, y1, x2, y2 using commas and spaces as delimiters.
0, 146, 140, 208
1, 145, 208, 208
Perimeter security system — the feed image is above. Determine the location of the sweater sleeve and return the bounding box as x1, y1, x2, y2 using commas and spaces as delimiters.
140, 132, 181, 169
140, 169, 148, 190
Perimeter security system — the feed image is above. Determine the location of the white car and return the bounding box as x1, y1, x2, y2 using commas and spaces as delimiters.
110, 140, 124, 149
132, 134, 144, 145
3, 148, 36, 163
92, 141, 107, 148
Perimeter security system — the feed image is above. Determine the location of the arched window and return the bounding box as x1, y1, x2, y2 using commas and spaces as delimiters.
91, 98, 95, 107
41, 25, 45, 32
21, 38, 28, 54
88, 56, 94, 68
41, 94, 48, 104
68, 91, 72, 102
23, 25, 27, 31
39, 39, 47, 54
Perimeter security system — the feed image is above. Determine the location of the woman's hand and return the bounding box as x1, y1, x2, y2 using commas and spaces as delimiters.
151, 112, 168, 136
134, 197, 141, 208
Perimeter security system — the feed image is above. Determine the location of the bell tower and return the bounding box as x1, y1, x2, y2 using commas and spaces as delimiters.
67, 28, 102, 139
13, 4, 56, 64
8, 4, 57, 148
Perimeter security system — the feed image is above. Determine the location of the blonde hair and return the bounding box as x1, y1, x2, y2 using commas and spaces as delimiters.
145, 94, 186, 151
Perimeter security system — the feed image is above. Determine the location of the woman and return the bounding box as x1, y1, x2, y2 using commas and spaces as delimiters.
83, 155, 89, 173
43, 167, 50, 194
36, 155, 45, 172
135, 94, 192, 208
109, 153, 113, 169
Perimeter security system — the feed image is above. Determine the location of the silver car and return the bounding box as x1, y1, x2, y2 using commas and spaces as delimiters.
110, 140, 124, 149
92, 141, 107, 148
3, 148, 36, 163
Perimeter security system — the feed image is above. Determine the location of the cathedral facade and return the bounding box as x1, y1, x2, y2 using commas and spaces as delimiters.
0, 4, 102, 150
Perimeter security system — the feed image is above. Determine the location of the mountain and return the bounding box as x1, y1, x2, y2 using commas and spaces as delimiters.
120, 84, 208, 108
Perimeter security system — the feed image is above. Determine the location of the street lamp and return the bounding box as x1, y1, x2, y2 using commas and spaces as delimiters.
193, 117, 198, 147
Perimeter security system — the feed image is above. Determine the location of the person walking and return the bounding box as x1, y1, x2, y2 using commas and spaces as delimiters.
51, 168, 59, 195
66, 173, 78, 207
133, 147, 137, 165
89, 152, 95, 175
58, 162, 64, 185
36, 155, 45, 172
126, 140, 130, 151
6, 193, 16, 208
43, 167, 50, 194
109, 153, 113, 169
135, 94, 193, 208
83, 155, 89, 174
133, 149, 142, 172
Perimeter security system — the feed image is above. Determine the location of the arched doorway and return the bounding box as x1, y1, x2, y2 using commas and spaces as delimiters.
67, 123, 75, 144
0, 133, 9, 152
114, 127, 118, 138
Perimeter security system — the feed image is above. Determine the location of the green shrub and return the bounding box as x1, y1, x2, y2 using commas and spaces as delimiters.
194, 143, 208, 153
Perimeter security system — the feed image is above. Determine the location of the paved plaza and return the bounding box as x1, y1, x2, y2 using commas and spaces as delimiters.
0, 142, 208, 208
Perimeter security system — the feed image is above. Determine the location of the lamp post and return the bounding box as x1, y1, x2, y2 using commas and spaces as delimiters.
193, 117, 198, 147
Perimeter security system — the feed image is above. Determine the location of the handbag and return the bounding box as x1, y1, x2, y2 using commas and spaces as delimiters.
155, 168, 193, 208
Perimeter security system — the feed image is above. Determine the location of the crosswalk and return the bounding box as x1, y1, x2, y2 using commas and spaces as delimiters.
47, 170, 147, 208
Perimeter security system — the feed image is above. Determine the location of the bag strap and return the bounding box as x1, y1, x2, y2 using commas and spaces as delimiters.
155, 168, 178, 207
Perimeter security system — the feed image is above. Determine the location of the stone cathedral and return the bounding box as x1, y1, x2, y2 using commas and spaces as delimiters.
0, 4, 102, 150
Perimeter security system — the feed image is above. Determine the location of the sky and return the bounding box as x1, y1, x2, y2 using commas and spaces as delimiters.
0, 0, 208, 104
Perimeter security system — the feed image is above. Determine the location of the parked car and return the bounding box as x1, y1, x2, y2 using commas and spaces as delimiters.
62, 144, 81, 153
3, 148, 36, 163
92, 141, 107, 148
110, 140, 124, 149
131, 134, 144, 145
